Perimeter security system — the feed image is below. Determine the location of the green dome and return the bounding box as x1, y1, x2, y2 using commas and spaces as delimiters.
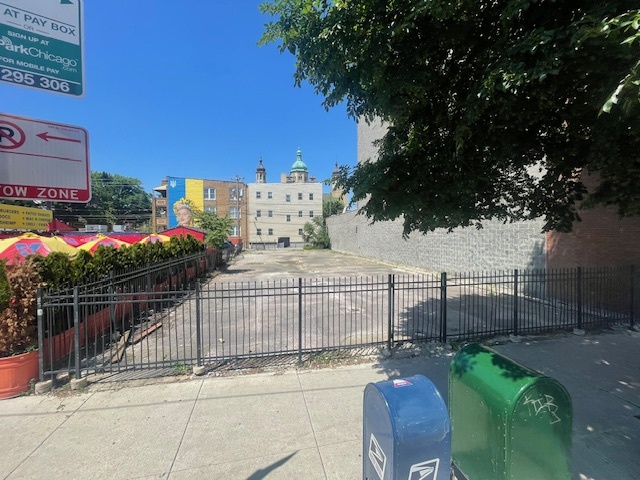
291, 148, 308, 172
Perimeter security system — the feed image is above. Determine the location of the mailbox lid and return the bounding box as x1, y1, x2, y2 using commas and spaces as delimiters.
508, 379, 572, 479
373, 374, 450, 445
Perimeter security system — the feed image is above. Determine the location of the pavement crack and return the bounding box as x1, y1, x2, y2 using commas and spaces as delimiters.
297, 370, 329, 479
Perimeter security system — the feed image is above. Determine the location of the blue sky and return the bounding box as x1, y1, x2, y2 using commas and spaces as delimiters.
0, 0, 357, 195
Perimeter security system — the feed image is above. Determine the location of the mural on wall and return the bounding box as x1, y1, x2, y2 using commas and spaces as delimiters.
167, 177, 204, 228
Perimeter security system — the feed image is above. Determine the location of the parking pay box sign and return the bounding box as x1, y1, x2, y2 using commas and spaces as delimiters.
0, 0, 84, 96
363, 375, 451, 480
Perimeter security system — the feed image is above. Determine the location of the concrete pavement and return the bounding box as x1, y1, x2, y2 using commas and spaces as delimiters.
1, 328, 639, 480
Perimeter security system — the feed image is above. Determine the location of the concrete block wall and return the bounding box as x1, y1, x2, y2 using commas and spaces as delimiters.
327, 211, 546, 272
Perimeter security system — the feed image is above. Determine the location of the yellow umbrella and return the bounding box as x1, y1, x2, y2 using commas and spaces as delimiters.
77, 234, 128, 254
138, 234, 171, 244
0, 233, 77, 265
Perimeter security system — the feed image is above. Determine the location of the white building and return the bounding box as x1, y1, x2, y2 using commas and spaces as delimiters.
248, 150, 323, 248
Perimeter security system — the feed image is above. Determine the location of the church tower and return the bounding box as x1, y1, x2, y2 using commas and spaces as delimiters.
256, 156, 266, 184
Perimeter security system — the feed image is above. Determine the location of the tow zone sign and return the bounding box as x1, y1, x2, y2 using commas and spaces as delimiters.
0, 113, 90, 202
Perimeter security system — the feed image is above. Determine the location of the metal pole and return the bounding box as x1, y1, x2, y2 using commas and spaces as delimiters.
36, 287, 44, 382
298, 278, 303, 364
387, 274, 394, 352
440, 273, 447, 342
577, 267, 583, 330
513, 269, 519, 336
195, 282, 202, 366
630, 265, 635, 330
73, 286, 81, 379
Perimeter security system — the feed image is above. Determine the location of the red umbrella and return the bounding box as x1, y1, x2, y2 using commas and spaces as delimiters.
138, 234, 171, 244
0, 233, 77, 265
77, 234, 128, 254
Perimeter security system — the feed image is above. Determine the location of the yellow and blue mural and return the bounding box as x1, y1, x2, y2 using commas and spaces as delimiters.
167, 177, 204, 228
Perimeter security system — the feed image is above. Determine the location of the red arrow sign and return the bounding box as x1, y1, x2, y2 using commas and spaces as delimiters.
37, 132, 82, 143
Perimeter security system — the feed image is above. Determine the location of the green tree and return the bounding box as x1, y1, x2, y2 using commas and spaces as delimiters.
260, 1, 640, 234
323, 197, 345, 217
55, 172, 151, 230
194, 211, 234, 248
302, 216, 331, 248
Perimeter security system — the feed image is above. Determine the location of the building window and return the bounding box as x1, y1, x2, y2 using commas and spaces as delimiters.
256, 210, 261, 217
256, 228, 262, 236
286, 215, 291, 222
256, 191, 261, 199
309, 193, 314, 200
230, 226, 240, 236
268, 228, 273, 236
268, 192, 273, 199
230, 206, 239, 219
204, 188, 216, 200
298, 211, 303, 217
298, 192, 302, 200
309, 211, 314, 217
204, 206, 216, 213
285, 194, 291, 202
268, 210, 273, 217
298, 228, 303, 236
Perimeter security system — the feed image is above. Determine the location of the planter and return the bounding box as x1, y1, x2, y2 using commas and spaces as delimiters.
0, 350, 39, 399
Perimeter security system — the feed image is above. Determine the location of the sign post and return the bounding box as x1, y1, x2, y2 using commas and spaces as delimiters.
0, 113, 90, 202
0, 0, 84, 97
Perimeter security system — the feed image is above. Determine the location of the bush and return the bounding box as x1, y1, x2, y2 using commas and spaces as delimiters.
0, 261, 11, 311
0, 258, 42, 357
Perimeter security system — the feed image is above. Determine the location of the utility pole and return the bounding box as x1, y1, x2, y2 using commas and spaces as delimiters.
234, 175, 244, 244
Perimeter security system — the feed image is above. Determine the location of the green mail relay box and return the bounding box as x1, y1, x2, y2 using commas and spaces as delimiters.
449, 344, 572, 480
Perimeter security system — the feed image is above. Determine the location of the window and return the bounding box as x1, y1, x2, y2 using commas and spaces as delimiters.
204, 188, 216, 200
230, 206, 239, 219
229, 187, 243, 200
256, 210, 261, 218
298, 211, 303, 217
298, 192, 302, 200
230, 225, 240, 236
268, 192, 273, 199
298, 228, 303, 236
309, 193, 314, 200
309, 211, 314, 217
268, 228, 273, 236
204, 206, 216, 213
256, 228, 262, 236
286, 215, 291, 222
285, 194, 291, 202
256, 191, 261, 199
268, 210, 273, 217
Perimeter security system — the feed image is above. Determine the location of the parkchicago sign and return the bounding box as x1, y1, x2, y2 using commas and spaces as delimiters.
0, 0, 84, 97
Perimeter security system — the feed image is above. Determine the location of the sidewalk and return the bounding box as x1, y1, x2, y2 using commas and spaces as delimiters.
1, 329, 639, 480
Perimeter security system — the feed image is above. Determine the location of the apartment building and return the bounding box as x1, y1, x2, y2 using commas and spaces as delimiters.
247, 150, 322, 247
152, 176, 248, 245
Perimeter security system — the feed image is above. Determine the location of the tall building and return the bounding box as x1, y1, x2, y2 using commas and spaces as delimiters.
248, 149, 323, 247
152, 176, 249, 246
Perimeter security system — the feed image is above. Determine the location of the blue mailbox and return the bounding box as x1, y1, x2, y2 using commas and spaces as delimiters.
363, 374, 451, 480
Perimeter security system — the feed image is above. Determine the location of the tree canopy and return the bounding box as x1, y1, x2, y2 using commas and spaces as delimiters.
260, 1, 640, 234
55, 172, 151, 229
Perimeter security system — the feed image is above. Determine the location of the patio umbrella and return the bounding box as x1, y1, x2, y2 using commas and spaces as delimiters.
77, 234, 128, 254
0, 233, 78, 265
138, 234, 171, 244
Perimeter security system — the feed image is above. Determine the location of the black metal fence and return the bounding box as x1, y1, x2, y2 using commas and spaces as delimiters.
37, 265, 636, 380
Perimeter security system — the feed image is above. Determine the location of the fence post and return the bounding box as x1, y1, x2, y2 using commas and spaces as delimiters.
630, 265, 635, 330
73, 286, 81, 380
513, 269, 519, 337
576, 267, 583, 330
195, 282, 202, 367
298, 278, 303, 365
387, 274, 394, 352
36, 287, 44, 382
440, 272, 447, 343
